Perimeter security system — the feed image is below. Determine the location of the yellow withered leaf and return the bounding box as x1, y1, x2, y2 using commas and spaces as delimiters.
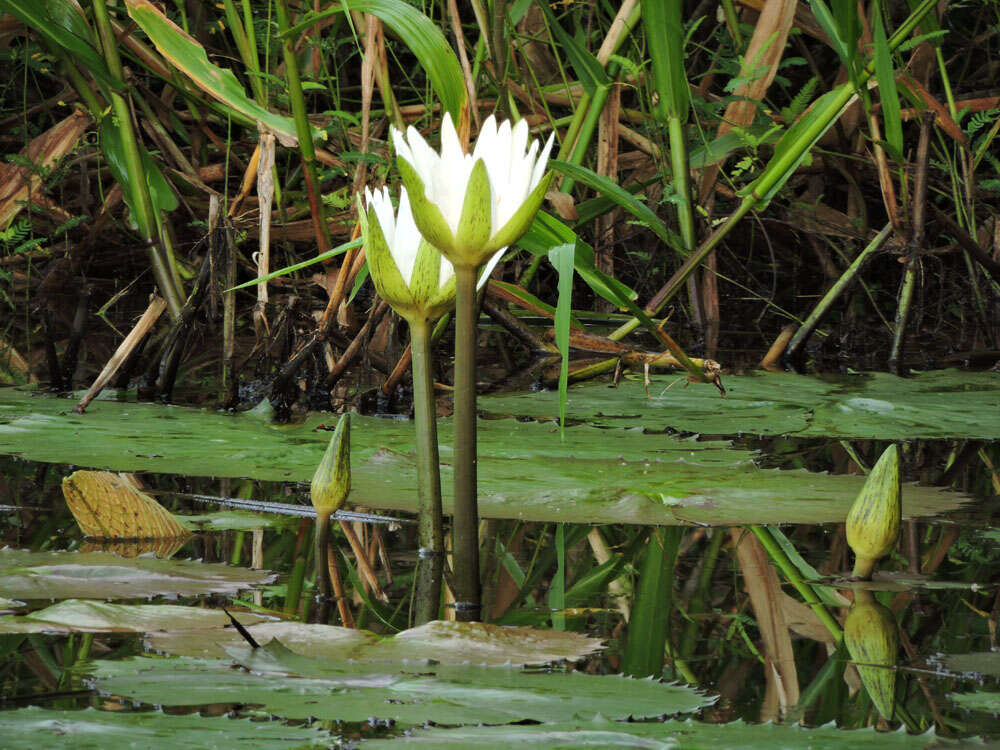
62, 470, 190, 540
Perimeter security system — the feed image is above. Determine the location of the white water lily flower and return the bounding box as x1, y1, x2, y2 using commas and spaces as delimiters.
392, 113, 554, 268
361, 186, 502, 322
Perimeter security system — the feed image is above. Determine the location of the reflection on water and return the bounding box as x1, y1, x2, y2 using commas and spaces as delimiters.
0, 435, 998, 742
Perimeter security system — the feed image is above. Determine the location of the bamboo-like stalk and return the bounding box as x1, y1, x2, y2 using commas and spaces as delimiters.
410, 318, 444, 625
91, 0, 184, 318
275, 0, 332, 256
452, 264, 481, 622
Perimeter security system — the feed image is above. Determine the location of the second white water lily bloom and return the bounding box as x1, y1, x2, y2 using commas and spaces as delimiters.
392, 113, 555, 269
361, 186, 502, 322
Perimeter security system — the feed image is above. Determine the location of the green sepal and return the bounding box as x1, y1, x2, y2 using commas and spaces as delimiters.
481, 171, 554, 257
310, 413, 351, 514
396, 156, 457, 256
424, 272, 457, 319
455, 158, 493, 262
408, 237, 442, 307
359, 196, 416, 317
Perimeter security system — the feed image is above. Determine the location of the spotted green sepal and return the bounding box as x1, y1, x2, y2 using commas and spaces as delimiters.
359, 196, 416, 318
481, 171, 554, 255
397, 156, 457, 256
846, 444, 901, 579
845, 589, 898, 721
454, 158, 493, 265
311, 413, 351, 514
408, 237, 442, 309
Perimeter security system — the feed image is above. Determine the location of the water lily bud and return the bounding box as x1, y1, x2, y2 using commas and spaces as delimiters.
846, 444, 901, 579
311, 413, 351, 515
845, 589, 898, 720
392, 113, 554, 269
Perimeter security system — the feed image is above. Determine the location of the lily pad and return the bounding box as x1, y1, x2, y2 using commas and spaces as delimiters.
91, 641, 713, 725
0, 389, 966, 525
359, 717, 942, 748
935, 652, 1000, 678
148, 620, 603, 665
480, 369, 1000, 439
0, 599, 270, 634
950, 691, 1000, 714
0, 549, 274, 601
0, 706, 332, 748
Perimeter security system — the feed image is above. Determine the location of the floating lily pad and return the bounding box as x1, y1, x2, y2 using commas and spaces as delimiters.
935, 652, 1000, 679
91, 641, 712, 725
0, 599, 270, 634
181, 510, 294, 531
359, 717, 942, 747
480, 369, 1000, 439
0, 389, 966, 525
0, 706, 332, 748
0, 549, 274, 601
950, 691, 1000, 714
149, 619, 603, 665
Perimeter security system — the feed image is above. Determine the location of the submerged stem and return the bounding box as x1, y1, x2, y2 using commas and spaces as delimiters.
452, 265, 481, 621
313, 512, 332, 624
410, 318, 444, 625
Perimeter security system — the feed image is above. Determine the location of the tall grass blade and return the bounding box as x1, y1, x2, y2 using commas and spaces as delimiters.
873, 3, 903, 160
286, 0, 466, 120
623, 528, 682, 678
548, 244, 575, 437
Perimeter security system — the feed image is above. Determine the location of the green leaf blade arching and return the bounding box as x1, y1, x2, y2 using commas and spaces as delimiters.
548, 160, 685, 257
125, 0, 309, 146
285, 0, 466, 121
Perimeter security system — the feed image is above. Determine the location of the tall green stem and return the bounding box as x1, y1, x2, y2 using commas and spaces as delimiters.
749, 525, 843, 643
313, 512, 332, 623
91, 0, 184, 318
410, 318, 444, 625
452, 264, 481, 622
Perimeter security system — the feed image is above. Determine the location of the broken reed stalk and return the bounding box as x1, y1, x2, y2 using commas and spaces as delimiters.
76, 295, 168, 413
784, 224, 893, 366
889, 111, 934, 374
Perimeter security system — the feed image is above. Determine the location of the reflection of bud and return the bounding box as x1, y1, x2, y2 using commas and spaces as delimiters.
310, 414, 351, 515
845, 589, 898, 721
846, 445, 901, 579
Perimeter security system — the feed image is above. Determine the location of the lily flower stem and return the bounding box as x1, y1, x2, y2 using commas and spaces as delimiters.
452, 264, 482, 622
313, 511, 333, 623
409, 318, 445, 625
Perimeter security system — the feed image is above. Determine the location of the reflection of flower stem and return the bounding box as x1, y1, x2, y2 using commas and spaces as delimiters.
313, 512, 332, 623
749, 526, 843, 643
452, 265, 481, 621
410, 318, 444, 625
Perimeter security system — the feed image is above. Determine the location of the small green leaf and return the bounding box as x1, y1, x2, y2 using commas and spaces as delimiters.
873, 5, 903, 161
548, 243, 575, 437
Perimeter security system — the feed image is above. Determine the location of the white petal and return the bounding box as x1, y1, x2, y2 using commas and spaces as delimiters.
438, 253, 455, 290
406, 126, 441, 185
393, 188, 421, 285
476, 247, 507, 290
440, 112, 465, 160
509, 119, 530, 182
390, 127, 413, 165
368, 186, 396, 250
530, 132, 555, 190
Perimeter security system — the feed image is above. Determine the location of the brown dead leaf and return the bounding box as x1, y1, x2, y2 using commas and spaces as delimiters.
0, 109, 90, 228
62, 470, 189, 539
546, 191, 578, 221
